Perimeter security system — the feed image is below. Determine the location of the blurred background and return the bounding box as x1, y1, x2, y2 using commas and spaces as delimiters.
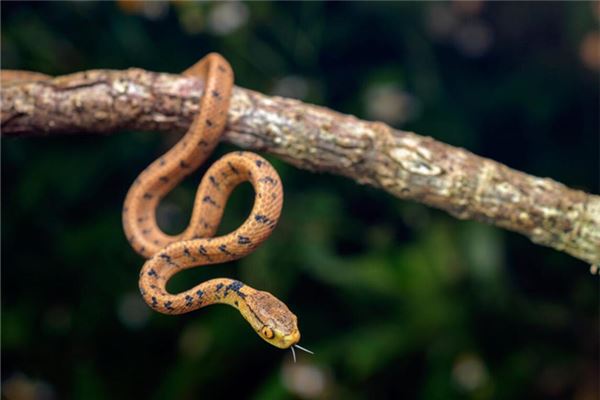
1, 2, 598, 399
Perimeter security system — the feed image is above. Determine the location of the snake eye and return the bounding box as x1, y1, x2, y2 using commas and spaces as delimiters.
261, 326, 274, 339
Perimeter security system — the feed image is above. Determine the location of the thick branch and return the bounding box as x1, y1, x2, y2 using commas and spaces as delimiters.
2, 69, 599, 264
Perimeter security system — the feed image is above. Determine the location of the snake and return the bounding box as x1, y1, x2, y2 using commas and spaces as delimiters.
121, 53, 305, 351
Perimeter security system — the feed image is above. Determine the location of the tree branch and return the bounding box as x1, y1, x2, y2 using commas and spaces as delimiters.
2, 68, 598, 265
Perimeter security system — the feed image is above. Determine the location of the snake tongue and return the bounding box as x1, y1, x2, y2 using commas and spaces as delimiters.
294, 344, 314, 354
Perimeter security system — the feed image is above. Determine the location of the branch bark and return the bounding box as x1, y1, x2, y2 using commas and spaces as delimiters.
2, 68, 599, 265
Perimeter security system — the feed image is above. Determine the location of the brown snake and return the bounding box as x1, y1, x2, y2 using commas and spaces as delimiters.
122, 53, 305, 351
3, 54, 307, 353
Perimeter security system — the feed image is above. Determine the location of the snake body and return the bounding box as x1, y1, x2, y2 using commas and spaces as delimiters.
121, 53, 300, 349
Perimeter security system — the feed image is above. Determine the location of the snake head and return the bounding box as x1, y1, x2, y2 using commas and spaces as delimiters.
244, 290, 300, 349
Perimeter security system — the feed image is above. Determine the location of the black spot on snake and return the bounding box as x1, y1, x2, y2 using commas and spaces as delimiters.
218, 244, 234, 256
164, 301, 174, 311
211, 89, 220, 98
148, 269, 158, 277
202, 195, 218, 207
159, 176, 169, 183
228, 161, 239, 174
209, 176, 220, 189
185, 295, 194, 306
216, 283, 224, 292
198, 245, 212, 261
151, 296, 158, 307
224, 280, 246, 299
180, 160, 190, 169
237, 235, 251, 245
183, 247, 195, 260
206, 119, 213, 127
255, 160, 264, 167
196, 289, 204, 299
198, 139, 209, 147
143, 193, 153, 200
259, 176, 276, 185
160, 253, 180, 268
255, 214, 272, 225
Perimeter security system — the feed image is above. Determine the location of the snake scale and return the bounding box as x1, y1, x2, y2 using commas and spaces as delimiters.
3, 53, 306, 353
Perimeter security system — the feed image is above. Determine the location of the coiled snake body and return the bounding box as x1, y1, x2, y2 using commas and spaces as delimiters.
123, 54, 300, 349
